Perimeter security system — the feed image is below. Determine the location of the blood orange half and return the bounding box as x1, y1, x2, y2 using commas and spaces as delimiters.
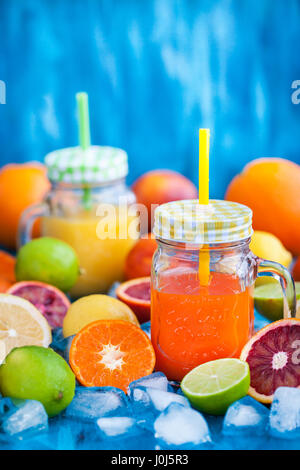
116, 277, 151, 323
69, 320, 156, 392
240, 319, 300, 403
7, 281, 70, 328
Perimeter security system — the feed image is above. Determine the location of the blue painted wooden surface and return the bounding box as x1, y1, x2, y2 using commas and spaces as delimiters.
0, 0, 300, 197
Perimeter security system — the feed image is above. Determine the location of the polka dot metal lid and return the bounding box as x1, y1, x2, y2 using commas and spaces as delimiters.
45, 146, 128, 184
153, 199, 253, 244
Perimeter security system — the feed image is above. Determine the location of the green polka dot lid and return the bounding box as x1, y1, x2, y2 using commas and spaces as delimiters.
45, 145, 128, 184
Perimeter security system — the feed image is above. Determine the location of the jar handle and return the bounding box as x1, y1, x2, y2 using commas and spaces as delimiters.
256, 258, 296, 318
17, 203, 49, 249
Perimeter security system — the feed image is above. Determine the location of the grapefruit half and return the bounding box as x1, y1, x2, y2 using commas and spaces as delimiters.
116, 277, 151, 323
7, 281, 70, 328
240, 319, 300, 403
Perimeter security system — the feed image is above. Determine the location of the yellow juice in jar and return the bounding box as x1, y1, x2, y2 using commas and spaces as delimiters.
41, 208, 138, 298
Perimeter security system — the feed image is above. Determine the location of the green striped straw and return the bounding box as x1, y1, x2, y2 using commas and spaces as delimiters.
76, 92, 92, 210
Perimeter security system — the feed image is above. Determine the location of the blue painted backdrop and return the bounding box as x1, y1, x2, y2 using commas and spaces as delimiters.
0, 0, 300, 197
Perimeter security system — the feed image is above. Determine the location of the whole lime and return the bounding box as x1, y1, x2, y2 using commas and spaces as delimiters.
0, 346, 75, 417
16, 237, 79, 292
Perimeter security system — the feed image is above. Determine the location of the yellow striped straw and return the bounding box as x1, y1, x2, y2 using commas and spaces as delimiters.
198, 129, 210, 285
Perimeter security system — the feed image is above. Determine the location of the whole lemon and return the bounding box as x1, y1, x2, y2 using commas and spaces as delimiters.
63, 294, 139, 337
250, 230, 292, 267
250, 231, 292, 286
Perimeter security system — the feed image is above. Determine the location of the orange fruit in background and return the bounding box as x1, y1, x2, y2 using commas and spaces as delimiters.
225, 158, 300, 256
0, 163, 50, 249
124, 234, 157, 280
0, 250, 16, 292
132, 170, 198, 231
69, 320, 156, 392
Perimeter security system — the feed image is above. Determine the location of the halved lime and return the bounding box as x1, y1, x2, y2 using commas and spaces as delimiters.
181, 358, 250, 415
254, 282, 300, 322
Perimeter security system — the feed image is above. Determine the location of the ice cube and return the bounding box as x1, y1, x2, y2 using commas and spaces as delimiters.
223, 396, 269, 436
96, 416, 156, 450
147, 387, 190, 411
132, 386, 189, 413
270, 387, 300, 440
64, 386, 130, 421
128, 372, 169, 396
1, 400, 48, 436
131, 386, 190, 432
130, 387, 154, 430
154, 403, 211, 449
97, 416, 137, 437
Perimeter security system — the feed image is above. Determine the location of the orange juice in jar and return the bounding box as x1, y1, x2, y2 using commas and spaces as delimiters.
19, 146, 139, 298
151, 200, 295, 381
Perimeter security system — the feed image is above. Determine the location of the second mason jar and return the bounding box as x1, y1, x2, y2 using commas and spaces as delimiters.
151, 199, 296, 381
19, 146, 138, 298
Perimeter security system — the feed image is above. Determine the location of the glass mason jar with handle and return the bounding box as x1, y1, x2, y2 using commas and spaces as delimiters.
151, 199, 296, 381
19, 146, 139, 298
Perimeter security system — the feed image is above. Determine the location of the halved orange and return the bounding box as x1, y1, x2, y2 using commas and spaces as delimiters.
69, 320, 156, 392
240, 319, 300, 404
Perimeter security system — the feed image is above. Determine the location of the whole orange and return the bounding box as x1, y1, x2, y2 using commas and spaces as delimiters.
124, 234, 157, 280
0, 163, 50, 249
225, 158, 300, 256
132, 170, 197, 231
